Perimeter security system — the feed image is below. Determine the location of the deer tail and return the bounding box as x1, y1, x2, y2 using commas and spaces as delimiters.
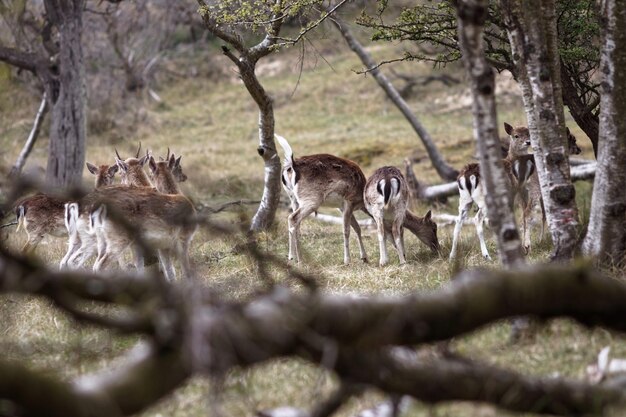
65, 203, 80, 235
274, 134, 294, 166
15, 205, 25, 233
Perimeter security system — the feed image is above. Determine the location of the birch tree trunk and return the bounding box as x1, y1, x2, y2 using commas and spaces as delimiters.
332, 18, 459, 182
198, 2, 293, 231
456, 0, 525, 268
582, 0, 626, 264
501, 0, 580, 261
43, 0, 87, 188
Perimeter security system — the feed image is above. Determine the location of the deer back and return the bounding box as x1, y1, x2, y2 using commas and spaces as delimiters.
364, 166, 408, 212
290, 154, 366, 205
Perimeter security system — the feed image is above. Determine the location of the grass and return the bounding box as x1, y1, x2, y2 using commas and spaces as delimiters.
0, 28, 621, 417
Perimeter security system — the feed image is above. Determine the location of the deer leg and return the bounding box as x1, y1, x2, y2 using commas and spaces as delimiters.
392, 217, 406, 265
287, 204, 316, 264
350, 214, 368, 263
450, 190, 473, 261
342, 201, 355, 265
131, 245, 145, 273
60, 235, 81, 269
373, 211, 387, 267
178, 233, 195, 280
158, 249, 176, 281
474, 206, 491, 261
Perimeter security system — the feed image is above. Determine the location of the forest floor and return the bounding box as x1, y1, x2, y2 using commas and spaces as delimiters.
0, 23, 622, 417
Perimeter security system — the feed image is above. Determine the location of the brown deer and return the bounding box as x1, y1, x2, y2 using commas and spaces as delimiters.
364, 166, 409, 266
148, 150, 187, 194
148, 148, 187, 190
449, 123, 531, 261
90, 150, 195, 279
15, 162, 118, 255
61, 145, 151, 269
365, 167, 440, 266
88, 186, 196, 281
275, 134, 368, 265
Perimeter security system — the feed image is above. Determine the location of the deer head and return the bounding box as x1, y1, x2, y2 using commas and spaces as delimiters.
504, 122, 531, 157
86, 162, 118, 188
114, 144, 151, 187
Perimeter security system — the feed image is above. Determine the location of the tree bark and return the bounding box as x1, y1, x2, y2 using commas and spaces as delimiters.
198, 3, 286, 232
501, 0, 580, 261
42, 0, 87, 188
582, 0, 626, 264
456, 0, 526, 267
332, 18, 459, 182
9, 92, 49, 178
235, 54, 282, 232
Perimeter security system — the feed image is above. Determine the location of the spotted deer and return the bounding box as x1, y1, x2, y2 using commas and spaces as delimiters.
449, 123, 532, 261
88, 186, 196, 281
89, 150, 195, 280
14, 162, 118, 254
275, 135, 368, 265
364, 167, 409, 266
60, 145, 152, 269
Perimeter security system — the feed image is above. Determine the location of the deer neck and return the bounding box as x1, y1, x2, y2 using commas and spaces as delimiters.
155, 168, 180, 194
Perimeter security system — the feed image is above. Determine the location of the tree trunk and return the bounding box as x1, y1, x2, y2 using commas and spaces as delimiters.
501, 0, 580, 261
44, 0, 87, 188
456, 0, 526, 268
332, 18, 459, 182
582, 0, 626, 264
229, 53, 282, 232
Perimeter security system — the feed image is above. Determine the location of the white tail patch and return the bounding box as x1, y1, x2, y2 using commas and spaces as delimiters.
89, 205, 107, 231
15, 205, 25, 233
274, 134, 293, 165
469, 174, 477, 191
65, 203, 80, 235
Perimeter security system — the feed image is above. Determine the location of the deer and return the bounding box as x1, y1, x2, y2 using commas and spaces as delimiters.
449, 123, 583, 260
88, 186, 196, 281
148, 149, 187, 194
364, 166, 409, 266
449, 122, 532, 261
89, 150, 195, 280
365, 167, 441, 266
60, 144, 151, 269
275, 134, 369, 265
14, 162, 118, 255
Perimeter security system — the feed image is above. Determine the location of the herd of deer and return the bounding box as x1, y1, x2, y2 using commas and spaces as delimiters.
11, 123, 581, 275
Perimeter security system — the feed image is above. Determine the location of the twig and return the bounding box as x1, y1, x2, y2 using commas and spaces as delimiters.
9, 91, 48, 178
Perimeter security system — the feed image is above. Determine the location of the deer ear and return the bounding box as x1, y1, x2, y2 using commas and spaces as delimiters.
425, 210, 432, 221
108, 164, 119, 175
149, 155, 157, 173
116, 159, 129, 172
175, 155, 182, 167
168, 153, 176, 169
86, 162, 98, 175
138, 154, 149, 166
504, 122, 513, 136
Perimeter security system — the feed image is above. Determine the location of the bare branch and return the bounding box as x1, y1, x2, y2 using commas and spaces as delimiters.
9, 91, 49, 179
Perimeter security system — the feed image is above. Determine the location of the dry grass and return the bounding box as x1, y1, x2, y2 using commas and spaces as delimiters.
0, 29, 618, 417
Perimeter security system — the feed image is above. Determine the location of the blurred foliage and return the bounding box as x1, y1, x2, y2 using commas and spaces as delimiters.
358, 0, 599, 71
198, 0, 325, 34
359, 0, 600, 112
